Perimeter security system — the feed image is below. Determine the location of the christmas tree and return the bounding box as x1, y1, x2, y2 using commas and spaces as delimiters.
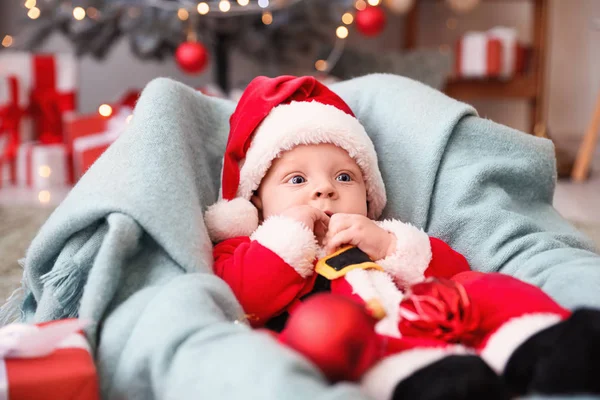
3, 0, 395, 91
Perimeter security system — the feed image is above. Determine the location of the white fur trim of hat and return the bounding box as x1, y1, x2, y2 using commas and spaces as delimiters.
204, 101, 387, 242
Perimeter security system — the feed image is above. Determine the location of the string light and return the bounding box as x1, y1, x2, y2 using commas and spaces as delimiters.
446, 18, 458, 30
73, 6, 86, 20
87, 7, 99, 19
128, 7, 141, 18
24, 0, 36, 9
98, 104, 113, 117
262, 11, 273, 25
336, 26, 349, 39
315, 59, 328, 71
2, 35, 13, 48
27, 6, 41, 19
439, 44, 450, 54
38, 165, 52, 178
342, 12, 353, 24
177, 8, 189, 20
237, 0, 250, 5
197, 2, 209, 14
38, 190, 51, 204
367, 0, 380, 5
219, 0, 231, 12
258, 0, 269, 8
355, 0, 367, 10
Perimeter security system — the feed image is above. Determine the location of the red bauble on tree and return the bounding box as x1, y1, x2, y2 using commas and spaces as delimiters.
279, 294, 384, 382
175, 41, 209, 74
355, 6, 387, 37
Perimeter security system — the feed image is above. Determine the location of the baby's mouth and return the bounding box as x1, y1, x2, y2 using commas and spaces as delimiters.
324, 211, 333, 217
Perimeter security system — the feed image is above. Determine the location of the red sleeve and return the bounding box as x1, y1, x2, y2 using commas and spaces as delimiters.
213, 237, 313, 327
424, 237, 471, 279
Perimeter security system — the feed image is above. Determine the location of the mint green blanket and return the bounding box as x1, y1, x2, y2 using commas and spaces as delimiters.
2, 74, 599, 399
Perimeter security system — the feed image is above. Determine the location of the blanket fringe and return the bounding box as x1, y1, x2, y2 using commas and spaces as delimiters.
0, 287, 25, 326
40, 258, 90, 319
0, 258, 27, 326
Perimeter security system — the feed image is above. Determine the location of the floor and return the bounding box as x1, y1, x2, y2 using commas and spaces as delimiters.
553, 138, 600, 224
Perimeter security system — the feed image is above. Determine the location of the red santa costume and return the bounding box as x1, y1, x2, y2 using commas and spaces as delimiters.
204, 75, 600, 400
204, 75, 470, 333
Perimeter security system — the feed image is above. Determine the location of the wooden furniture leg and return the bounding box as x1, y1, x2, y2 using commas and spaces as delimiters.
530, 0, 548, 135
572, 90, 600, 182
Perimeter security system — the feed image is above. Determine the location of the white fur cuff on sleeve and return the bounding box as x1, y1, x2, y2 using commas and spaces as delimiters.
250, 216, 319, 278
375, 219, 432, 288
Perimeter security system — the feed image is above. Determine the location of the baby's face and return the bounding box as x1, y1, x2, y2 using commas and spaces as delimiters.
253, 143, 368, 220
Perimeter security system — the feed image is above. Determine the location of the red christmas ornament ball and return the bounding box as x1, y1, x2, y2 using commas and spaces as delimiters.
280, 294, 383, 382
175, 41, 209, 74
355, 6, 387, 37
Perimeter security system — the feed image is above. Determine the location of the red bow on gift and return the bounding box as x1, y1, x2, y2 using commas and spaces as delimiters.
398, 278, 481, 346
28, 55, 76, 145
29, 89, 65, 145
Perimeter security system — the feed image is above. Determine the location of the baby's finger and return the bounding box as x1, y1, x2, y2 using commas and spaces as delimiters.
306, 206, 330, 226
314, 220, 328, 244
325, 228, 356, 255
327, 213, 354, 238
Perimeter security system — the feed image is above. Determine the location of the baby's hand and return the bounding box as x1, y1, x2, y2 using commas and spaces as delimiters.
323, 214, 396, 261
278, 205, 330, 243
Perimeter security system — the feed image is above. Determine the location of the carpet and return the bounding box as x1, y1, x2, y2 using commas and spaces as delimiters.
0, 206, 54, 302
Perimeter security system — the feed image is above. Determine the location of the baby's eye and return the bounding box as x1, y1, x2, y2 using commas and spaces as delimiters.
336, 173, 352, 182
288, 175, 306, 184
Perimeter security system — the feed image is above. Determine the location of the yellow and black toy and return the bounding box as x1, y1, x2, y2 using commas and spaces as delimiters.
315, 245, 384, 280
315, 246, 387, 320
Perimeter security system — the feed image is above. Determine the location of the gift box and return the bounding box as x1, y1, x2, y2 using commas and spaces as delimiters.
455, 27, 527, 80
63, 113, 109, 150
0, 52, 78, 143
455, 31, 503, 79
15, 142, 72, 188
70, 108, 131, 179
0, 319, 99, 400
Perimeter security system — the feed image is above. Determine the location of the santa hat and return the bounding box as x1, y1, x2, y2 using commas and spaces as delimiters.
205, 75, 387, 243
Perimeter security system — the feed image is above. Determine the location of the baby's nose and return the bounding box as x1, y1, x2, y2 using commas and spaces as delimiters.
315, 190, 334, 198
313, 183, 337, 199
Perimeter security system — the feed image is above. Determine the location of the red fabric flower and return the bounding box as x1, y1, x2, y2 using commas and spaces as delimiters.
398, 278, 481, 346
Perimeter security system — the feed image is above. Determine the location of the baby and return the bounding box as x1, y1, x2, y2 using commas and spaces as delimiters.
205, 75, 600, 400
204, 75, 470, 334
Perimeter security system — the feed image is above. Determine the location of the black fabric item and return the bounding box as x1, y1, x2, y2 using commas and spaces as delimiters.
506, 308, 600, 396
503, 321, 565, 395
325, 247, 372, 271
265, 311, 289, 333
392, 355, 510, 400
266, 275, 332, 333
301, 275, 332, 300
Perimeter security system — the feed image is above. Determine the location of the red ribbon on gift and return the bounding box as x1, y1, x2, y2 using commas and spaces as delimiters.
0, 76, 27, 186
28, 55, 76, 145
398, 278, 481, 346
24, 143, 34, 188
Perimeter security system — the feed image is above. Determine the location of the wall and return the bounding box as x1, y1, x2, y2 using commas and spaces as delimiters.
1, 0, 598, 140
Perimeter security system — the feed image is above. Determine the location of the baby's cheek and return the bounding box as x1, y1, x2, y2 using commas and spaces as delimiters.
261, 194, 300, 218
